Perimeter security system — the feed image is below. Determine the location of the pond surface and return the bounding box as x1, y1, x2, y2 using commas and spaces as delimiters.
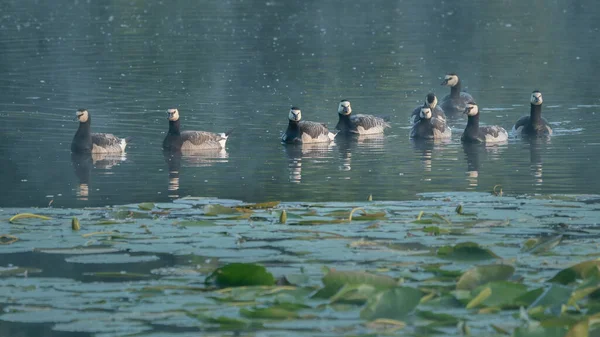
1, 193, 600, 336
1, 1, 599, 208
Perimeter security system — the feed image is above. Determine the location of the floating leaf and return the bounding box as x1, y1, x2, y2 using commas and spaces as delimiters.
456, 264, 514, 290
416, 310, 459, 326
278, 210, 288, 224
111, 210, 152, 219
9, 213, 51, 223
237, 201, 280, 209
549, 259, 600, 285
365, 318, 406, 333
206, 263, 275, 287
565, 319, 589, 337
329, 284, 378, 304
471, 281, 528, 308
313, 269, 397, 299
0, 234, 18, 245
521, 235, 562, 255
201, 315, 262, 329
0, 266, 42, 276
360, 287, 423, 320
466, 286, 492, 309
438, 242, 500, 261
203, 204, 239, 216
138, 202, 155, 210
422, 226, 450, 235
529, 284, 573, 316
513, 326, 567, 337
240, 306, 298, 320
71, 217, 80, 231
176, 220, 216, 227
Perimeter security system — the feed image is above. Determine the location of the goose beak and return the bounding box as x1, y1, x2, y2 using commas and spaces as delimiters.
441, 79, 449, 85
74, 116, 81, 121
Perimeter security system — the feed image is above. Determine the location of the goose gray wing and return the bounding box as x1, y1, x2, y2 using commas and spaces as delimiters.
181, 131, 225, 145
298, 121, 330, 138
409, 107, 421, 124
91, 133, 121, 147
351, 114, 391, 130
431, 117, 448, 133
512, 116, 530, 132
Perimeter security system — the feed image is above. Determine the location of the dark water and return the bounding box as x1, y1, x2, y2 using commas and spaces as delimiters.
1, 0, 600, 208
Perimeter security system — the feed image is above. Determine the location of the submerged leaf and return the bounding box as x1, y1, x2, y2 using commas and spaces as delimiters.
456, 264, 514, 290
437, 242, 500, 261
206, 263, 275, 287
360, 287, 423, 320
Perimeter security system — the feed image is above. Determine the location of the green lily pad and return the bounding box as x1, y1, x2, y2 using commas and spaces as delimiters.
521, 235, 562, 255
456, 264, 515, 290
360, 287, 423, 320
206, 263, 275, 287
313, 269, 397, 299
138, 202, 155, 211
437, 242, 500, 261
549, 258, 600, 285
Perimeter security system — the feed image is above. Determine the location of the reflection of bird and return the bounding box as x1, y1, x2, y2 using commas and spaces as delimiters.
461, 103, 508, 144
163, 108, 232, 151
462, 142, 481, 189
528, 138, 546, 187
440, 73, 475, 116
409, 93, 446, 125
281, 107, 336, 144
163, 149, 229, 197
71, 153, 92, 200
512, 91, 553, 138
282, 142, 334, 183
336, 100, 390, 136
411, 139, 435, 174
70, 152, 127, 200
335, 133, 385, 172
71, 109, 131, 154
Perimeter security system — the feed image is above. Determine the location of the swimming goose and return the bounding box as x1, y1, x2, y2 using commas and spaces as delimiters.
281, 107, 336, 144
440, 73, 475, 115
71, 109, 131, 154
163, 108, 232, 152
461, 102, 508, 144
410, 93, 446, 124
511, 91, 552, 137
410, 107, 451, 140
336, 100, 391, 135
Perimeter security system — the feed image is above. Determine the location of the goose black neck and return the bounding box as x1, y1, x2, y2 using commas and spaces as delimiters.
451, 80, 462, 98
530, 104, 542, 124
288, 119, 300, 130
76, 119, 91, 135
466, 113, 480, 132
168, 120, 181, 134
338, 113, 352, 126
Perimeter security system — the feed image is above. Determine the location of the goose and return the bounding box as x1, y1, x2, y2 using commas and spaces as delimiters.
336, 100, 390, 135
461, 102, 508, 143
440, 73, 475, 115
163, 108, 232, 152
281, 107, 336, 144
71, 109, 131, 154
511, 90, 552, 137
410, 93, 446, 125
410, 107, 451, 140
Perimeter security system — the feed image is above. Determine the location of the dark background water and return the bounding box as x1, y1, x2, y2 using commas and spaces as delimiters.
1, 0, 599, 208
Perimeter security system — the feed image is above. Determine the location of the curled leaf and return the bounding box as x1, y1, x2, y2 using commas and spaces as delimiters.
9, 213, 51, 223
71, 217, 81, 231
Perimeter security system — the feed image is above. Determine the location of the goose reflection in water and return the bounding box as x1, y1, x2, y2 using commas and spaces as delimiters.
528, 138, 547, 187
410, 138, 452, 183
335, 133, 385, 173
163, 149, 229, 197
70, 152, 127, 200
283, 142, 335, 183
461, 141, 508, 189
462, 142, 481, 189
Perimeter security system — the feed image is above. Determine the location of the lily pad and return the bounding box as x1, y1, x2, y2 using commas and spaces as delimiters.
437, 242, 500, 261
206, 263, 275, 287
456, 264, 515, 290
360, 287, 423, 320
313, 269, 397, 299
549, 258, 600, 285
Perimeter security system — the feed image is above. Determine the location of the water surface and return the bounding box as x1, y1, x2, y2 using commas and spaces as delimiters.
1, 0, 599, 207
